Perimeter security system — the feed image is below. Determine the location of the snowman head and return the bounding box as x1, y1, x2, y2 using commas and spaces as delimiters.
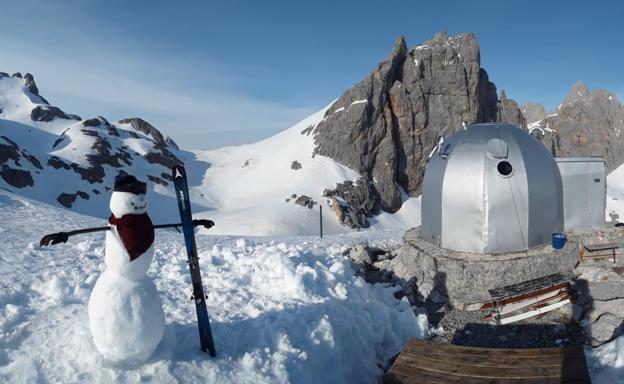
109, 174, 148, 217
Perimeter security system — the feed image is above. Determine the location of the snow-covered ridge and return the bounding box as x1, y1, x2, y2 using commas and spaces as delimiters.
0, 72, 421, 236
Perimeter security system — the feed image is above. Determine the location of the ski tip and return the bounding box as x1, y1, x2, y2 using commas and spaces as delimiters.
172, 164, 186, 179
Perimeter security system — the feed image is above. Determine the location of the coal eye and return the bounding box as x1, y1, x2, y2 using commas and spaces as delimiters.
497, 161, 513, 176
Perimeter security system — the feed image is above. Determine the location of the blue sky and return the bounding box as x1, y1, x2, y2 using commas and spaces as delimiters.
1, 0, 622, 149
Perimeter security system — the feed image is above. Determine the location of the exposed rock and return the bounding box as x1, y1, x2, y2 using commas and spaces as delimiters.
31, 106, 81, 122
22, 152, 42, 169
521, 102, 547, 124
0, 72, 9, 78
57, 193, 76, 208
291, 160, 302, 170
144, 146, 181, 169
294, 195, 315, 209
498, 90, 526, 128
47, 156, 71, 170
82, 116, 111, 128
323, 178, 379, 228
312, 32, 523, 215
535, 82, 624, 172
147, 175, 168, 186
12, 72, 22, 78
349, 243, 373, 265
0, 165, 33, 188
165, 137, 179, 150
0, 137, 20, 165
579, 281, 624, 346
76, 191, 89, 200
118, 117, 166, 145
161, 172, 173, 182
23, 73, 39, 95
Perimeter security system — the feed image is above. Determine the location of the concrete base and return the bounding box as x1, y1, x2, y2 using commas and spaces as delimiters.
388, 228, 581, 309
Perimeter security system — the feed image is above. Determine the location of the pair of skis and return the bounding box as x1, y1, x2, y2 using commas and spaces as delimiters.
172, 165, 216, 357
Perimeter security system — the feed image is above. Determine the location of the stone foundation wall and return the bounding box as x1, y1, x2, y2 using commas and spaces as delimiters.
389, 228, 580, 308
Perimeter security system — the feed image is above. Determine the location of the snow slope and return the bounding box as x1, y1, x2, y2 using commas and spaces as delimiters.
0, 74, 421, 236
0, 190, 427, 383
192, 106, 421, 236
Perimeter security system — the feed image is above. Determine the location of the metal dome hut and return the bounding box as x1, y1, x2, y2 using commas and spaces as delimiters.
421, 123, 564, 254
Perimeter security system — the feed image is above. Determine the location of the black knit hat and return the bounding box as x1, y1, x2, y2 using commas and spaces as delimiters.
114, 174, 147, 195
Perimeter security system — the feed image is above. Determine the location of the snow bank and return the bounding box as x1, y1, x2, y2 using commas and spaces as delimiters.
0, 190, 427, 383
587, 335, 624, 383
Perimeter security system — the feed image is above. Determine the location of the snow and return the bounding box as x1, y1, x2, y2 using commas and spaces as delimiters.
587, 335, 624, 382
0, 76, 423, 238
349, 99, 368, 106
0, 190, 427, 383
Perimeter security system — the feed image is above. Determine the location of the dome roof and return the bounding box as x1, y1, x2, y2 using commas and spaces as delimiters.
421, 123, 563, 253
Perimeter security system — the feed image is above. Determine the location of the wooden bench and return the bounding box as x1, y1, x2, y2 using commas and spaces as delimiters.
580, 243, 619, 262
384, 338, 591, 383
480, 273, 576, 325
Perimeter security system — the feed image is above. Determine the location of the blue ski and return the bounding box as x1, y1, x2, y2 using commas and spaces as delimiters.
172, 165, 216, 356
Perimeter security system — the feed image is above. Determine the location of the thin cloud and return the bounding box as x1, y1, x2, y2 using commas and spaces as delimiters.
1, 39, 318, 150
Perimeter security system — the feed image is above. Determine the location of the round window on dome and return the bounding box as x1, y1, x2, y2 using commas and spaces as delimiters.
497, 160, 513, 176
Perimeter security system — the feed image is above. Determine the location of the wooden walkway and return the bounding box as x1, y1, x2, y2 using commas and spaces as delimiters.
384, 339, 591, 383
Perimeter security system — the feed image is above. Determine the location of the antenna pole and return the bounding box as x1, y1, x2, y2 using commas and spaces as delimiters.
320, 205, 323, 238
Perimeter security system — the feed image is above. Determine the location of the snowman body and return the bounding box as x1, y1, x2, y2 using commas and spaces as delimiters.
88, 190, 165, 363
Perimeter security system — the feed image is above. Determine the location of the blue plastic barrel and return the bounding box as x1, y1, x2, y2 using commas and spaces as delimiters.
552, 233, 567, 249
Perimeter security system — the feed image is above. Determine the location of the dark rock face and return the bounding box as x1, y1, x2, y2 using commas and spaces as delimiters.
521, 102, 547, 124
294, 195, 315, 209
1, 165, 33, 188
57, 193, 76, 208
497, 90, 526, 128
291, 161, 302, 170
31, 106, 81, 122
147, 174, 168, 186
312, 32, 523, 220
323, 179, 380, 228
0, 137, 20, 165
534, 82, 624, 172
24, 73, 39, 95
118, 117, 166, 145
83, 116, 111, 128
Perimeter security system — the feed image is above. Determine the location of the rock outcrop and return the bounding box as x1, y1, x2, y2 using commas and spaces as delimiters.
532, 81, 624, 172
521, 102, 547, 124
313, 32, 523, 225
31, 106, 81, 122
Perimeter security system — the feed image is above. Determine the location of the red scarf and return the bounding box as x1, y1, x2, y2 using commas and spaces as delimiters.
108, 213, 155, 262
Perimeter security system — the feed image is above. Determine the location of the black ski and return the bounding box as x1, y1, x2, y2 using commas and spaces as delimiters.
172, 165, 216, 356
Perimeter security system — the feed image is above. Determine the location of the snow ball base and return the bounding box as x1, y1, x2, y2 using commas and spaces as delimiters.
88, 270, 165, 363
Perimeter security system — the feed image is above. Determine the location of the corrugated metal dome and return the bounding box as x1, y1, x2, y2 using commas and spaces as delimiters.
421, 123, 564, 253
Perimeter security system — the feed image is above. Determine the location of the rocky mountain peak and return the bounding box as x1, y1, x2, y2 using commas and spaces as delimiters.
562, 80, 590, 107
392, 35, 407, 56
313, 32, 524, 227
534, 82, 624, 172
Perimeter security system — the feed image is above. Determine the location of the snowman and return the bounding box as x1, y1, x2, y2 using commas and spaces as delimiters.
40, 174, 214, 363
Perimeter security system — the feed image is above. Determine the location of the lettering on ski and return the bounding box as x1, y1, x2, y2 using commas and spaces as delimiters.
172, 165, 217, 357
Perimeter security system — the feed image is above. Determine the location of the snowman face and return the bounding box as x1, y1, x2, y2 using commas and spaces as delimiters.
110, 191, 148, 217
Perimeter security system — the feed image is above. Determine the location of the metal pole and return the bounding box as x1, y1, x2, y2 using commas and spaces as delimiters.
320, 205, 323, 238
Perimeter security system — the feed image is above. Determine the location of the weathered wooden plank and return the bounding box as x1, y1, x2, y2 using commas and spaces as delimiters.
488, 272, 576, 301
386, 339, 591, 384
394, 352, 562, 379
584, 243, 618, 252
403, 339, 564, 357
399, 348, 565, 368
387, 363, 564, 384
